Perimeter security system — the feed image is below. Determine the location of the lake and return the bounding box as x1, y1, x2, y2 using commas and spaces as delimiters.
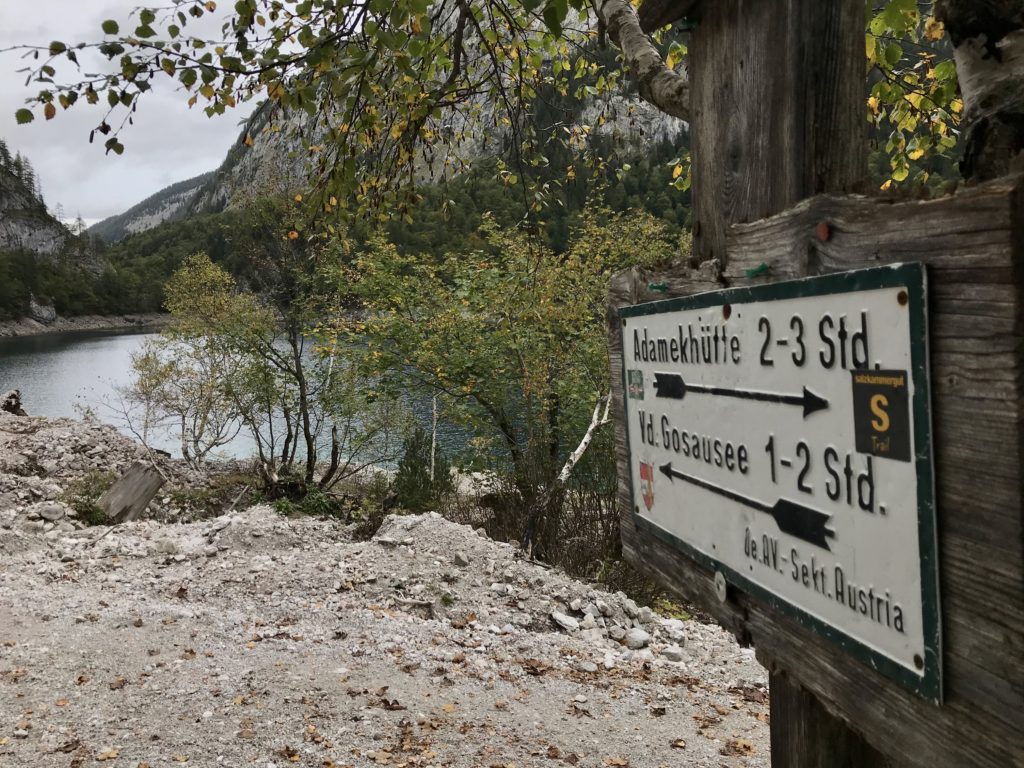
0, 328, 468, 464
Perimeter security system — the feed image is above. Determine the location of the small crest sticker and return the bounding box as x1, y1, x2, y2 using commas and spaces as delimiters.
639, 462, 654, 510
627, 370, 644, 400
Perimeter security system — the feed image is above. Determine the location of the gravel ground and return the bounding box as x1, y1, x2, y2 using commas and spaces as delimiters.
0, 508, 769, 768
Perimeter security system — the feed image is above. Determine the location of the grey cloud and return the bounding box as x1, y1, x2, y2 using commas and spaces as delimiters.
0, 0, 254, 221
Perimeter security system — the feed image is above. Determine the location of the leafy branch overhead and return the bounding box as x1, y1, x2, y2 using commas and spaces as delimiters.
6, 0, 688, 209
6, 0, 972, 205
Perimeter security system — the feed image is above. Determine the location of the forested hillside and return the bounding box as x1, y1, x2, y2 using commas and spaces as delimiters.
0, 139, 105, 319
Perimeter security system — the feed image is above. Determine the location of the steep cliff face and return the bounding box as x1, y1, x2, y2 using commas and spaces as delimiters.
186, 102, 310, 215
88, 172, 214, 244
0, 162, 67, 256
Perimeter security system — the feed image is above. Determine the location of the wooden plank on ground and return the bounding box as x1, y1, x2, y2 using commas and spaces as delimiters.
97, 461, 165, 524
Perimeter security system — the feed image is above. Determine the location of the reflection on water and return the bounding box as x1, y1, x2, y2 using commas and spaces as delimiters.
0, 328, 468, 464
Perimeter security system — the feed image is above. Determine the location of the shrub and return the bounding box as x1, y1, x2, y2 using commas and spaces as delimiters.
59, 471, 116, 526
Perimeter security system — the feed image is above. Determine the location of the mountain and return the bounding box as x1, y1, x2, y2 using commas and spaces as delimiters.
0, 139, 67, 256
88, 171, 215, 244
97, 68, 687, 242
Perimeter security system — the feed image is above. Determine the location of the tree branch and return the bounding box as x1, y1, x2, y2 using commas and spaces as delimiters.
593, 0, 690, 121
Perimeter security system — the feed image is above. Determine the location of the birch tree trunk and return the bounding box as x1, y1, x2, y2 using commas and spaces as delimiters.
937, 0, 1024, 181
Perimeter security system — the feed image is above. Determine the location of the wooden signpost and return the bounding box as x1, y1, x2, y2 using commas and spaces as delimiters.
608, 1, 1023, 766
621, 264, 942, 701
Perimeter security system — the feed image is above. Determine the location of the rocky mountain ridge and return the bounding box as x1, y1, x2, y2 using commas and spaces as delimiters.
87, 171, 215, 244
90, 79, 686, 243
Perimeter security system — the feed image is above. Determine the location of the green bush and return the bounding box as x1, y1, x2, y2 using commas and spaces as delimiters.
393, 426, 453, 512
59, 471, 116, 526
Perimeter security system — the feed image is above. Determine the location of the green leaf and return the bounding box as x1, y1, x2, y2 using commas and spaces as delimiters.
542, 2, 563, 35
104, 137, 124, 155
102, 19, 119, 35
49, 41, 67, 55
14, 108, 34, 124
933, 59, 957, 81
139, 8, 156, 24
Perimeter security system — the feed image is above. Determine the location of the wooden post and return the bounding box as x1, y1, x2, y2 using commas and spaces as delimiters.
693, 0, 877, 763
687, 0, 865, 266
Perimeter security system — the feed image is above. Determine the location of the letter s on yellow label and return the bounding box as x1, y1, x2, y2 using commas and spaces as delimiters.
870, 394, 890, 432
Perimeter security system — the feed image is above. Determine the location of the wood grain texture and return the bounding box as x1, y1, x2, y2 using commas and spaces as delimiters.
769, 670, 894, 768
609, 175, 1024, 768
687, 0, 865, 267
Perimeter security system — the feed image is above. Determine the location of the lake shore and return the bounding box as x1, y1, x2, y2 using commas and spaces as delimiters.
0, 312, 167, 338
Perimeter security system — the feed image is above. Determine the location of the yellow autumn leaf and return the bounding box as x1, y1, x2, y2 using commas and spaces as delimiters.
924, 16, 944, 41
881, 179, 893, 191
293, 194, 302, 202
287, 231, 300, 240
672, 164, 683, 179
44, 103, 56, 120
867, 96, 880, 114
950, 98, 963, 115
908, 147, 925, 160
243, 134, 254, 147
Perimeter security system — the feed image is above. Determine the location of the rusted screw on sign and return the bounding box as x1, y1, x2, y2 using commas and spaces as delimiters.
816, 221, 831, 242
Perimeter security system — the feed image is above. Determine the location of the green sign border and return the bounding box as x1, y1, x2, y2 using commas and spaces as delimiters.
618, 263, 941, 703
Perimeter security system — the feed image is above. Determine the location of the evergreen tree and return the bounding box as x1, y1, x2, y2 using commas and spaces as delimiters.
0, 139, 10, 167
393, 426, 453, 512
21, 159, 34, 192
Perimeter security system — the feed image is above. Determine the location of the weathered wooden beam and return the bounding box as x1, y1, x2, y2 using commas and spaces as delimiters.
609, 174, 1024, 767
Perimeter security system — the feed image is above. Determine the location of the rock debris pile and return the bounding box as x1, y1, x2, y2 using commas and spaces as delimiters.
0, 412, 239, 545
1, 505, 769, 767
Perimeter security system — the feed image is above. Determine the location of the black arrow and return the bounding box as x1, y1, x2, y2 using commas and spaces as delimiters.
652, 373, 828, 418
659, 462, 835, 551
653, 372, 686, 399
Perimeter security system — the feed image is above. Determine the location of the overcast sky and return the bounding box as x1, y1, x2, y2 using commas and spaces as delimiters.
0, 1, 255, 224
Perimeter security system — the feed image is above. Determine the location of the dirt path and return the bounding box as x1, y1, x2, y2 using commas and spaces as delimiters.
0, 509, 769, 767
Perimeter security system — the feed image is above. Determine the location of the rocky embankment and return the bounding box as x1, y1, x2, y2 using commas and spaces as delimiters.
0, 413, 769, 766
0, 312, 165, 338
0, 410, 229, 544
